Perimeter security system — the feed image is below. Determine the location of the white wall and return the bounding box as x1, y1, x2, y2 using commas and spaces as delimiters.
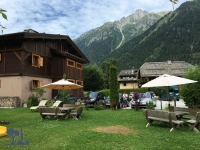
119, 82, 138, 89
0, 76, 52, 106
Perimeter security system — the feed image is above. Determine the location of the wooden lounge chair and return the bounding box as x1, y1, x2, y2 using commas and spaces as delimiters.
30, 100, 48, 111
52, 100, 62, 107
71, 106, 83, 120
186, 112, 200, 133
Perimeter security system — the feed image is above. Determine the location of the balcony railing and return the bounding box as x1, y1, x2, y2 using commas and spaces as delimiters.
118, 78, 137, 81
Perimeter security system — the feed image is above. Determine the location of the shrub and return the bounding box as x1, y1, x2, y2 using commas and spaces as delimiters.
180, 65, 200, 108
58, 90, 69, 104
28, 94, 39, 106
46, 101, 54, 106
34, 87, 46, 101
94, 104, 104, 110
27, 87, 46, 107
164, 106, 169, 110
146, 101, 155, 110
26, 99, 32, 108
100, 88, 149, 97
100, 89, 110, 97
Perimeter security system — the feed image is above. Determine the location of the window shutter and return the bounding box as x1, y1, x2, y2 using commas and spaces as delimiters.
39, 56, 43, 67
38, 56, 40, 68
39, 80, 43, 87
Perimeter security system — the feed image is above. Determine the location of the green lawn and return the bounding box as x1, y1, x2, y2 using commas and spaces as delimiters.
0, 108, 200, 150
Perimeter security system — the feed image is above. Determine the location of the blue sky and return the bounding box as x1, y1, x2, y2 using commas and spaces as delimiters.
0, 0, 186, 39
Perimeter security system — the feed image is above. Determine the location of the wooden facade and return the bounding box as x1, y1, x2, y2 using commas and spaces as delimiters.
0, 29, 89, 105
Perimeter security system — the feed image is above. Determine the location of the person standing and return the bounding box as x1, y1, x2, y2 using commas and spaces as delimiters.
122, 91, 128, 108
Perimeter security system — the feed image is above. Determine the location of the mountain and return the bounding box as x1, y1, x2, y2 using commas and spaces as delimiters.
104, 1, 200, 71
74, 9, 169, 65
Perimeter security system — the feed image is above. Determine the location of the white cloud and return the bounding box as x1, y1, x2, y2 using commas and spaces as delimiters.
0, 0, 187, 39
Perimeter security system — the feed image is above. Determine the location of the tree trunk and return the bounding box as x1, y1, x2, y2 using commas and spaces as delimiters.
110, 102, 117, 110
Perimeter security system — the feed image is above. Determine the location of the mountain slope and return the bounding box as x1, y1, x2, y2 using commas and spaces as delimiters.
74, 9, 169, 65
105, 1, 200, 71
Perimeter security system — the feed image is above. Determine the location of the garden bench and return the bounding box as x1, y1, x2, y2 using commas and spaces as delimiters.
62, 104, 84, 119
143, 109, 184, 132
174, 107, 200, 120
186, 112, 200, 133
39, 107, 66, 120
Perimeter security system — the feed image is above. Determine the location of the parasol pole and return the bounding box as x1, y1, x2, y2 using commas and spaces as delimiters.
168, 86, 170, 108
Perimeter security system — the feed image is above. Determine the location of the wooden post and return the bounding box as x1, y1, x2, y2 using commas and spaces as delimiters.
174, 98, 176, 107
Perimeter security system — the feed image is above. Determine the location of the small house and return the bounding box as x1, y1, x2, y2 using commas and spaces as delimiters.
118, 69, 139, 89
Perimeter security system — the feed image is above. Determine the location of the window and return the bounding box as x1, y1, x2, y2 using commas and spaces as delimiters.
76, 80, 83, 86
123, 83, 126, 86
32, 54, 43, 68
68, 79, 75, 83
31, 79, 43, 90
67, 59, 75, 67
76, 62, 83, 70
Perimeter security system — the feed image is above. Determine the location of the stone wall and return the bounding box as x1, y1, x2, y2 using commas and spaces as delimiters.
0, 97, 20, 107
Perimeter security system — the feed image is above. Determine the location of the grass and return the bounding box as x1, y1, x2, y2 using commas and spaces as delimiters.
0, 108, 200, 150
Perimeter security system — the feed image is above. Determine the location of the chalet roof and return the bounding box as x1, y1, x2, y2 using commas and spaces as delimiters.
118, 69, 139, 77
0, 29, 72, 39
140, 60, 194, 77
0, 29, 89, 64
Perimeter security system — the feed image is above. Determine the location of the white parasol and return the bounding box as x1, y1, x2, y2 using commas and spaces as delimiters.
42, 79, 82, 90
141, 74, 197, 88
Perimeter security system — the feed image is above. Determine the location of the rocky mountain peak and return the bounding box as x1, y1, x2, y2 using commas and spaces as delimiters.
74, 9, 169, 65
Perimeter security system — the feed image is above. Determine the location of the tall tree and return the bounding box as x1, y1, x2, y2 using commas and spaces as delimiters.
109, 66, 119, 109
180, 65, 200, 108
101, 58, 117, 89
84, 64, 104, 91
170, 0, 198, 4
0, 8, 7, 33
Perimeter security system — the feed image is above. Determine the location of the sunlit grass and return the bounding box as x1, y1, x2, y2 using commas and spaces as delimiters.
0, 108, 200, 150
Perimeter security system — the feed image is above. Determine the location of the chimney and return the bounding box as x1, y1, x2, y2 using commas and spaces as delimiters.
167, 59, 172, 65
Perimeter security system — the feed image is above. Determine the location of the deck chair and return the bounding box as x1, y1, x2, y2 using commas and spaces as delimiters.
186, 112, 200, 133
30, 100, 48, 111
71, 106, 83, 120
52, 100, 62, 107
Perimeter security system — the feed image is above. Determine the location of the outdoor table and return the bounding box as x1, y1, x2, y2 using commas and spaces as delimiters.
158, 110, 189, 120
173, 111, 189, 120
59, 107, 76, 119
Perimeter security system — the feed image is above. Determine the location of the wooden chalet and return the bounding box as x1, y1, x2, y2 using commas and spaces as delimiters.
118, 69, 139, 89
139, 60, 194, 86
0, 29, 89, 105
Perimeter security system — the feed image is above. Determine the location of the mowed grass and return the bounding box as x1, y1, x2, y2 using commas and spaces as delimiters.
0, 108, 200, 150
